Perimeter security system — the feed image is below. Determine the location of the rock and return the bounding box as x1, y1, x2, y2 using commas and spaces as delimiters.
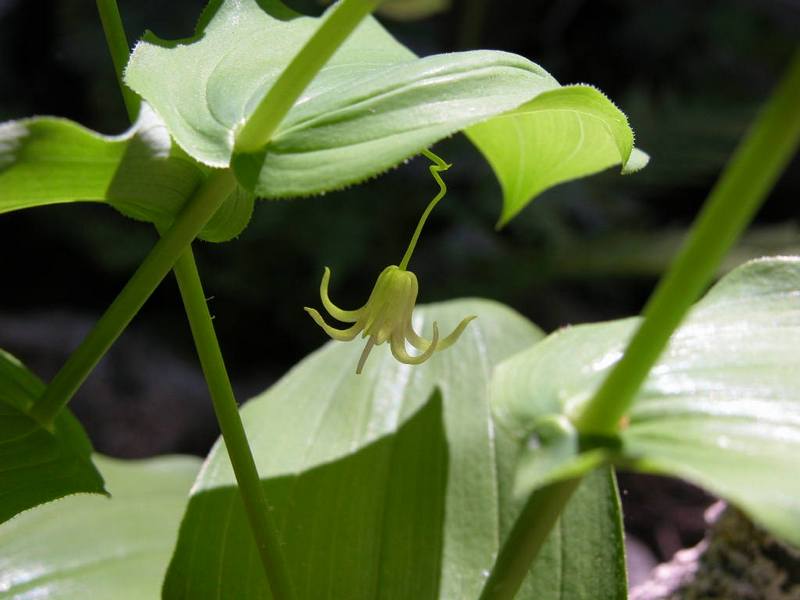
630, 502, 800, 599
627, 534, 660, 589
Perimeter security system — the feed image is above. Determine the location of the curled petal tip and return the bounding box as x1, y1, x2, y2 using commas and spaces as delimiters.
437, 314, 477, 351
391, 321, 439, 366
319, 265, 361, 322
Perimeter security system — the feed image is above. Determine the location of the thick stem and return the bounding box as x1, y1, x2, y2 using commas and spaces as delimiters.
29, 170, 236, 426
54, 1, 388, 594
399, 149, 450, 271
169, 250, 295, 600
94, 4, 296, 597
478, 479, 580, 600
478, 50, 800, 600
577, 50, 800, 434
96, 0, 139, 121
234, 0, 382, 153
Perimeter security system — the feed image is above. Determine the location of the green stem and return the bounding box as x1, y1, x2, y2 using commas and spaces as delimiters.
96, 0, 140, 121
29, 170, 236, 426
477, 479, 580, 600
93, 4, 295, 597
38, 0, 388, 593
37, 0, 386, 426
169, 250, 295, 600
234, 0, 382, 153
577, 49, 800, 434
399, 149, 451, 271
478, 50, 800, 600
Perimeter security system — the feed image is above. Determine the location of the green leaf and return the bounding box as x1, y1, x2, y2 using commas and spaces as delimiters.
125, 0, 642, 221
0, 105, 251, 242
516, 467, 627, 600
165, 299, 626, 598
493, 256, 800, 546
0, 454, 200, 599
466, 85, 649, 226
0, 348, 105, 524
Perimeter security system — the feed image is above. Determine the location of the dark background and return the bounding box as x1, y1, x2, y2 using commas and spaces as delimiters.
0, 0, 798, 569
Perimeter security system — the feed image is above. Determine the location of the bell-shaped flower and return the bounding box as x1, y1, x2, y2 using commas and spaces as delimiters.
305, 265, 475, 374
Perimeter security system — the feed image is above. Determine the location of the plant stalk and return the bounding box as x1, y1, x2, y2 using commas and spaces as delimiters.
35, 0, 385, 425
478, 50, 800, 600
478, 479, 580, 600
93, 3, 295, 595
37, 0, 387, 593
29, 170, 237, 426
96, 0, 140, 121
168, 249, 295, 600
576, 49, 800, 434
234, 0, 382, 153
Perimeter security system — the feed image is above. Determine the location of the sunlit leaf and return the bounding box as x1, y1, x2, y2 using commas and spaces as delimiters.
0, 105, 252, 242
125, 0, 643, 223
466, 85, 648, 226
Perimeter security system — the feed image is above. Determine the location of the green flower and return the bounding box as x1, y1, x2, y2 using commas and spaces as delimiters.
305, 149, 476, 373
305, 265, 476, 374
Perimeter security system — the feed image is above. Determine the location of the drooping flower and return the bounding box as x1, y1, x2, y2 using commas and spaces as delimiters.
305, 265, 475, 374
305, 149, 476, 374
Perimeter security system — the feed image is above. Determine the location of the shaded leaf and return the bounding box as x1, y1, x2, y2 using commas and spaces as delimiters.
0, 349, 104, 524
166, 299, 626, 598
167, 389, 449, 599
0, 455, 200, 599
125, 0, 642, 221
493, 257, 800, 546
517, 467, 626, 600
0, 105, 251, 242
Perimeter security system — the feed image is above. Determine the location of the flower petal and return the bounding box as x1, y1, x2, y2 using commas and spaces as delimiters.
356, 338, 377, 375
437, 315, 477, 351
320, 267, 363, 322
304, 307, 362, 341
391, 321, 439, 365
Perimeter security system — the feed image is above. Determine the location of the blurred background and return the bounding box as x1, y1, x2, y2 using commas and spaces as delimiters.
0, 0, 798, 577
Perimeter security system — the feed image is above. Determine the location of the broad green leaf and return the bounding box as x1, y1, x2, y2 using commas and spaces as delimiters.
493, 256, 800, 546
0, 454, 200, 599
125, 0, 642, 221
0, 349, 104, 524
0, 105, 252, 242
466, 85, 649, 226
165, 299, 626, 598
